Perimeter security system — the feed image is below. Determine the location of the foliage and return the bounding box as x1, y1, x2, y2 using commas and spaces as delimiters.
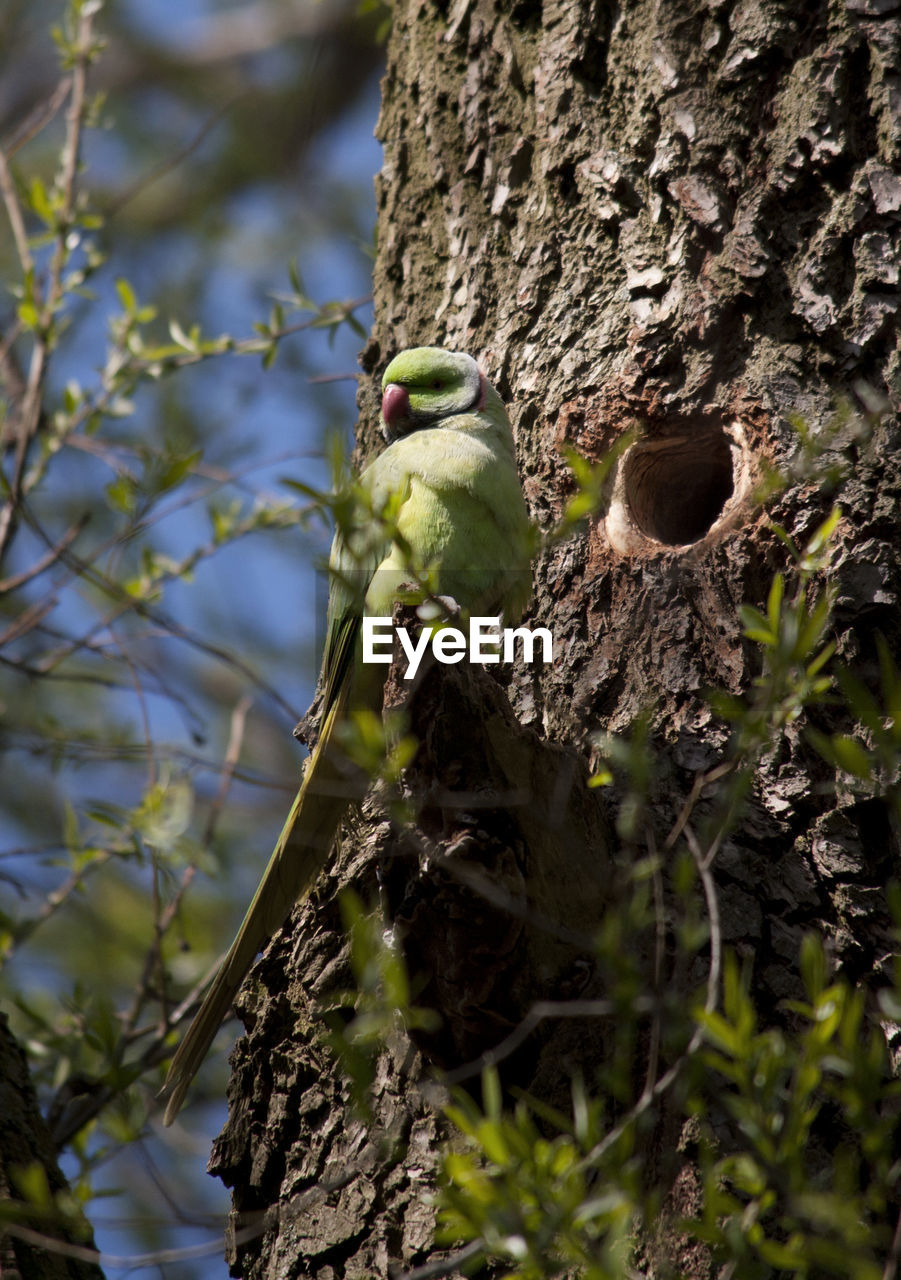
3, 5, 900, 1280
407, 433, 899, 1279
320, 889, 439, 1116
439, 1070, 636, 1280
689, 942, 899, 1280
0, 0, 378, 1272
324, 422, 901, 1280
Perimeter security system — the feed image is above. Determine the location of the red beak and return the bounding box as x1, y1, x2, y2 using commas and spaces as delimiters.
381, 382, 411, 430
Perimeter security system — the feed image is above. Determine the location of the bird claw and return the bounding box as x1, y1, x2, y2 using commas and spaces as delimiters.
417, 593, 461, 623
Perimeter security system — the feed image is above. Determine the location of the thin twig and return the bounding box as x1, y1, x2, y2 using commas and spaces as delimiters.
642, 825, 665, 1104
2, 1142, 378, 1268
48, 18, 90, 304
123, 695, 251, 1037
111, 625, 157, 788
0, 8, 94, 564
0, 316, 26, 417
664, 759, 734, 853
123, 843, 165, 1037
0, 594, 57, 647
883, 1202, 901, 1280
380, 827, 596, 951
7, 852, 114, 959
153, 694, 253, 1027
392, 1240, 486, 1280
0, 515, 86, 594
3, 724, 287, 791
30, 570, 299, 724
2, 77, 72, 158
204, 694, 253, 846
574, 819, 724, 1174
14, 492, 302, 722
441, 997, 646, 1086
683, 823, 722, 997
308, 371, 365, 385
0, 145, 33, 272
105, 97, 240, 218
44, 438, 323, 587
0, 1221, 227, 1271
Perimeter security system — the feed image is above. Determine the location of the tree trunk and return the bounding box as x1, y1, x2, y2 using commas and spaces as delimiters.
0, 1015, 106, 1280
210, 1, 901, 1275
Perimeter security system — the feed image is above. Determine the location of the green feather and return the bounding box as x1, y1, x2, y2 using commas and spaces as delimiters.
160, 347, 531, 1122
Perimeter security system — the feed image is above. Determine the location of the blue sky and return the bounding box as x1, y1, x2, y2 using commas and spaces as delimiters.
1, 2, 386, 1274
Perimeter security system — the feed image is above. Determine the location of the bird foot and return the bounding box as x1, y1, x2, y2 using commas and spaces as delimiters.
416, 593, 461, 624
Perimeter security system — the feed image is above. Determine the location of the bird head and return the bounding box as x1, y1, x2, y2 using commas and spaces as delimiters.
380, 347, 485, 440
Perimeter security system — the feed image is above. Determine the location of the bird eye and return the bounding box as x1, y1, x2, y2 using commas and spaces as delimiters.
431, 379, 444, 389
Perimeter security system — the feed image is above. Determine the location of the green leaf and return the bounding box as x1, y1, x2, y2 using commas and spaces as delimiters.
157, 450, 201, 494
482, 1066, 502, 1122
168, 318, 196, 351
281, 477, 328, 503
796, 591, 834, 659
63, 380, 83, 412
17, 300, 40, 331
697, 1009, 743, 1056
739, 604, 773, 645
115, 277, 137, 314
478, 1119, 510, 1166
835, 665, 887, 738
805, 641, 835, 679
13, 1162, 54, 1209
830, 734, 873, 781
63, 802, 81, 854
768, 521, 800, 560
875, 634, 901, 732
29, 176, 54, 226
766, 573, 784, 633
105, 475, 136, 514
757, 1237, 807, 1268
800, 932, 827, 1001
801, 504, 842, 565
288, 257, 304, 296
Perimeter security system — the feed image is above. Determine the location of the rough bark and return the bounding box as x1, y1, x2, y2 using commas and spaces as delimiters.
211, 1, 901, 1276
0, 1014, 105, 1280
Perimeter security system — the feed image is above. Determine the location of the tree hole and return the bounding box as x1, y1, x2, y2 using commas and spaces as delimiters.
606, 421, 745, 551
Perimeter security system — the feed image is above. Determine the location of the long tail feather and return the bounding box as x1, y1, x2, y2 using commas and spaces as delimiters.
161, 695, 359, 1124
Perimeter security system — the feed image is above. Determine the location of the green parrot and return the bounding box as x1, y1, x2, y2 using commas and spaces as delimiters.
161, 346, 531, 1124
